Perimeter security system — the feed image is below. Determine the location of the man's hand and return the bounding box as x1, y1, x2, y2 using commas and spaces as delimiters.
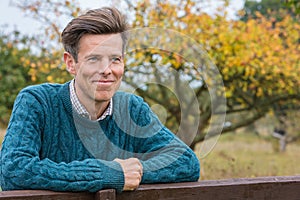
114, 158, 143, 191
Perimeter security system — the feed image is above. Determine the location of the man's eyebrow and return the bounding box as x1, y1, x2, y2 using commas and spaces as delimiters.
84, 54, 102, 59
83, 52, 123, 59
110, 54, 123, 57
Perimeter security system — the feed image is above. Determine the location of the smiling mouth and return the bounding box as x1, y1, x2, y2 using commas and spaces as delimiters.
96, 80, 113, 82
92, 80, 114, 86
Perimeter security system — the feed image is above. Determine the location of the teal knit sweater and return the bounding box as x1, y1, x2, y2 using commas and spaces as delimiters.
0, 82, 200, 192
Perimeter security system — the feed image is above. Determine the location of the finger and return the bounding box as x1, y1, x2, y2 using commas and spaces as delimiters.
134, 159, 143, 174
139, 165, 143, 177
114, 158, 122, 162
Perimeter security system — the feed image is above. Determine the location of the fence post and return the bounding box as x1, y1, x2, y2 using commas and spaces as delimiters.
95, 189, 116, 200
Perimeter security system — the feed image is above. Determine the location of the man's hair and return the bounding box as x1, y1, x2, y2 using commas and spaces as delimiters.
61, 7, 129, 62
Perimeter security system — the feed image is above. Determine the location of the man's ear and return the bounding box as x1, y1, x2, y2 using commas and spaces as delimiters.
64, 52, 76, 75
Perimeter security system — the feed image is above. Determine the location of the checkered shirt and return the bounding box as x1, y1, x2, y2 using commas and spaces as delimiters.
69, 79, 112, 121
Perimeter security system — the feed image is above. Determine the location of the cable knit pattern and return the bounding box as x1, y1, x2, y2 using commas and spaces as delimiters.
0, 82, 200, 192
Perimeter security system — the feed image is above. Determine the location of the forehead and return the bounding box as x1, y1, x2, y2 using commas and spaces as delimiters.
78, 33, 123, 55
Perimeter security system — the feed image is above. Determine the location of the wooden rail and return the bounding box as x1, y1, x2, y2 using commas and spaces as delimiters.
0, 176, 299, 200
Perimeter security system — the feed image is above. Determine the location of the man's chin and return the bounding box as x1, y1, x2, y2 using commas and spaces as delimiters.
93, 93, 113, 102
93, 89, 118, 101
93, 97, 110, 102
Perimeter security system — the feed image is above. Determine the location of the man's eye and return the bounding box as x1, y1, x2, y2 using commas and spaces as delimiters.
87, 57, 99, 62
111, 57, 122, 63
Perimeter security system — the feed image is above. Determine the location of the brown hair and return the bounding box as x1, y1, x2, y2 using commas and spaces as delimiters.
61, 7, 129, 62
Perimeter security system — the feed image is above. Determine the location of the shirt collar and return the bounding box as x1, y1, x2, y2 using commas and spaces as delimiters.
69, 79, 112, 121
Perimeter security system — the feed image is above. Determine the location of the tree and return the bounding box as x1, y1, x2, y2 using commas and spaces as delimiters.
285, 0, 300, 14
241, 0, 296, 21
0, 30, 36, 125
0, 1, 76, 127
124, 1, 300, 149
241, 0, 300, 146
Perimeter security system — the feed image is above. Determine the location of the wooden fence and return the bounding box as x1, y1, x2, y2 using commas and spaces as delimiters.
0, 176, 299, 200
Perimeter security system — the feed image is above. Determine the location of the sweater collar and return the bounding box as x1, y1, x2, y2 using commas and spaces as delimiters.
58, 81, 73, 116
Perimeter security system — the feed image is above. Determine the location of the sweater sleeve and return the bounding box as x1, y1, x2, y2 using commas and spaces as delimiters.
0, 90, 124, 192
140, 130, 200, 184
129, 95, 200, 183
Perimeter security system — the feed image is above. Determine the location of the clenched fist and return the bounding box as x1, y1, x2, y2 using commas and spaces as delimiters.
114, 158, 143, 191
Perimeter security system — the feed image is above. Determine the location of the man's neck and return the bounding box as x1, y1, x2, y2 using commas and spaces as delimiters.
85, 100, 110, 120
75, 89, 110, 120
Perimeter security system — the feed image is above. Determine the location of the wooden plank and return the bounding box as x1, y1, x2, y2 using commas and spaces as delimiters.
0, 176, 299, 200
0, 190, 95, 200
0, 189, 116, 200
116, 176, 300, 200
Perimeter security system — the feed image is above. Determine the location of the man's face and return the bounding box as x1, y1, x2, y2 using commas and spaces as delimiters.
66, 33, 124, 104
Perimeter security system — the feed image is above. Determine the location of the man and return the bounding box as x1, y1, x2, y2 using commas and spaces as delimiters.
0, 7, 200, 192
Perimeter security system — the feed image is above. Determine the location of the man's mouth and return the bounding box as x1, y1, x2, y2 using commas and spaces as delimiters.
92, 80, 114, 86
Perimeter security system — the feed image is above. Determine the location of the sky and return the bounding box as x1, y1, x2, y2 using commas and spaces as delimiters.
0, 0, 245, 36
0, 0, 111, 35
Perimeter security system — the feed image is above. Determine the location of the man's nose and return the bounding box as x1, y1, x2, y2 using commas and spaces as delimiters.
98, 58, 112, 75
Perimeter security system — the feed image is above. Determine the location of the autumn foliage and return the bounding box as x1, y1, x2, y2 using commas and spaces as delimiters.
128, 1, 300, 147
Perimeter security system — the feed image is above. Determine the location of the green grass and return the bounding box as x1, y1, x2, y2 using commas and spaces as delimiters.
0, 129, 5, 145
196, 132, 300, 180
